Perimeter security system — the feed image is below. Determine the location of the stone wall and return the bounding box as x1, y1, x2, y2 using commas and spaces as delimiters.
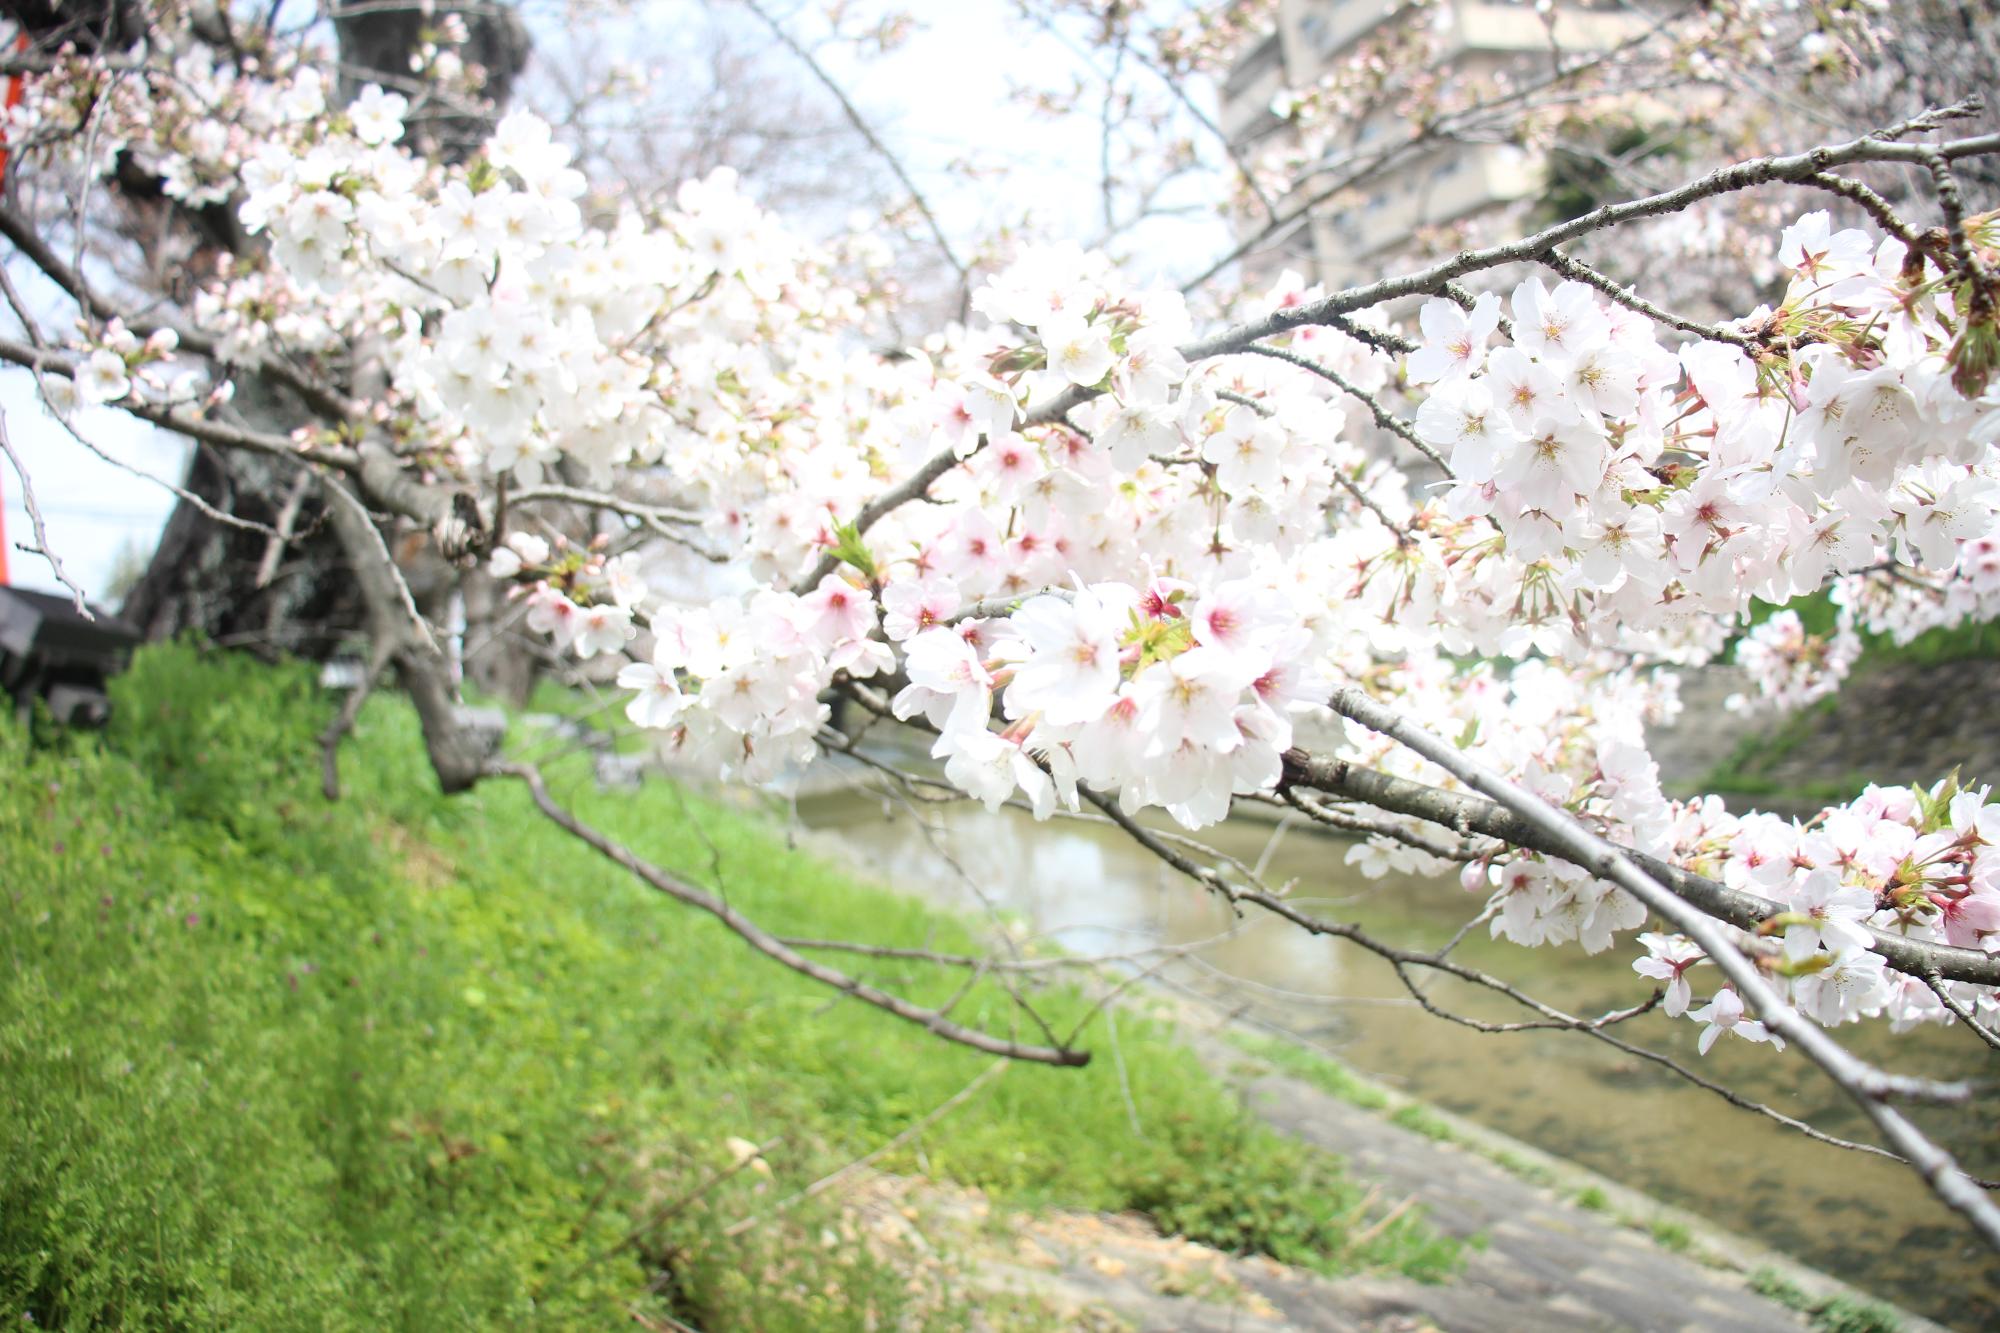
1651, 659, 2000, 811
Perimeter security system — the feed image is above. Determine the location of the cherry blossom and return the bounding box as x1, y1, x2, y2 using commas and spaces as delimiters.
1689, 988, 1784, 1054
11, 6, 2000, 1189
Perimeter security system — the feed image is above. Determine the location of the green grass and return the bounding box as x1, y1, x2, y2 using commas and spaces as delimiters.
1, 643, 1459, 1329
1748, 1267, 1902, 1333
1487, 1150, 1556, 1187
1229, 1031, 1391, 1110
1649, 1218, 1693, 1253
1388, 1104, 1457, 1143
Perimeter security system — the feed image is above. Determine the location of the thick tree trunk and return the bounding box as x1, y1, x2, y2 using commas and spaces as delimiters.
119, 446, 366, 660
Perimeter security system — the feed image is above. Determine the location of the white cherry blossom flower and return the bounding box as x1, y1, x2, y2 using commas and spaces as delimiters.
1407, 292, 1500, 385
1689, 988, 1784, 1054
1632, 932, 1706, 1016
1041, 314, 1116, 388
75, 349, 131, 406
347, 84, 408, 145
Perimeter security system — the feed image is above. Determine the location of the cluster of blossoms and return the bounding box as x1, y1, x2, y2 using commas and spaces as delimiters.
1727, 610, 1861, 715
1833, 528, 2000, 647
22, 19, 2000, 1053
58, 320, 200, 412
1640, 776, 2000, 1046
1405, 211, 2000, 663
891, 576, 1328, 824
1351, 654, 1679, 957
488, 532, 646, 663
26, 38, 892, 503
615, 575, 893, 783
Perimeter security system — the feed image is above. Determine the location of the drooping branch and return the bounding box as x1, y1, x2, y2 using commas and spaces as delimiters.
1922, 971, 2000, 1055
824, 680, 1982, 1174
483, 760, 1089, 1068
1053, 764, 1931, 1170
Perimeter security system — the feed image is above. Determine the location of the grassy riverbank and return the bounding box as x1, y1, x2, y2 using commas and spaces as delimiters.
0, 644, 1457, 1330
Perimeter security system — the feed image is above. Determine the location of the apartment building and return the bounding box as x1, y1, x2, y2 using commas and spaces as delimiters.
1218, 1, 1654, 290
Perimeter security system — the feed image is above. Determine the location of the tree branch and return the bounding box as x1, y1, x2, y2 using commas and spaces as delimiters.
1323, 685, 2000, 1251
1235, 344, 1450, 475
484, 761, 1088, 1067
1276, 747, 2000, 990
1537, 248, 1759, 352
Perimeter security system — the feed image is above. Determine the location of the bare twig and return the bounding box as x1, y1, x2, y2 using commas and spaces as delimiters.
507, 484, 702, 525
321, 476, 438, 652
1921, 149, 1995, 292
1800, 172, 1931, 257
1105, 1006, 1143, 1137
0, 408, 90, 614
739, 0, 971, 319
1235, 343, 1450, 475
1538, 248, 1758, 352
52, 408, 282, 539
1205, 386, 1408, 539
256, 470, 315, 588
1922, 971, 2000, 1055
582, 1136, 784, 1274
1272, 788, 1481, 861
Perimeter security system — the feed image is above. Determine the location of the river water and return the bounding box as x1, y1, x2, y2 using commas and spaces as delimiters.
794, 770, 2000, 1330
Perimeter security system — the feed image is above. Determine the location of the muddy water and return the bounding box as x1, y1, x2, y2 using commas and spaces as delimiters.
796, 782, 2000, 1330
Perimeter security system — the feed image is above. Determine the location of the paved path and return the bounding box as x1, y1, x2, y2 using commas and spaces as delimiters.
1177, 1005, 1944, 1333
830, 999, 1929, 1331
1209, 1053, 1806, 1331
